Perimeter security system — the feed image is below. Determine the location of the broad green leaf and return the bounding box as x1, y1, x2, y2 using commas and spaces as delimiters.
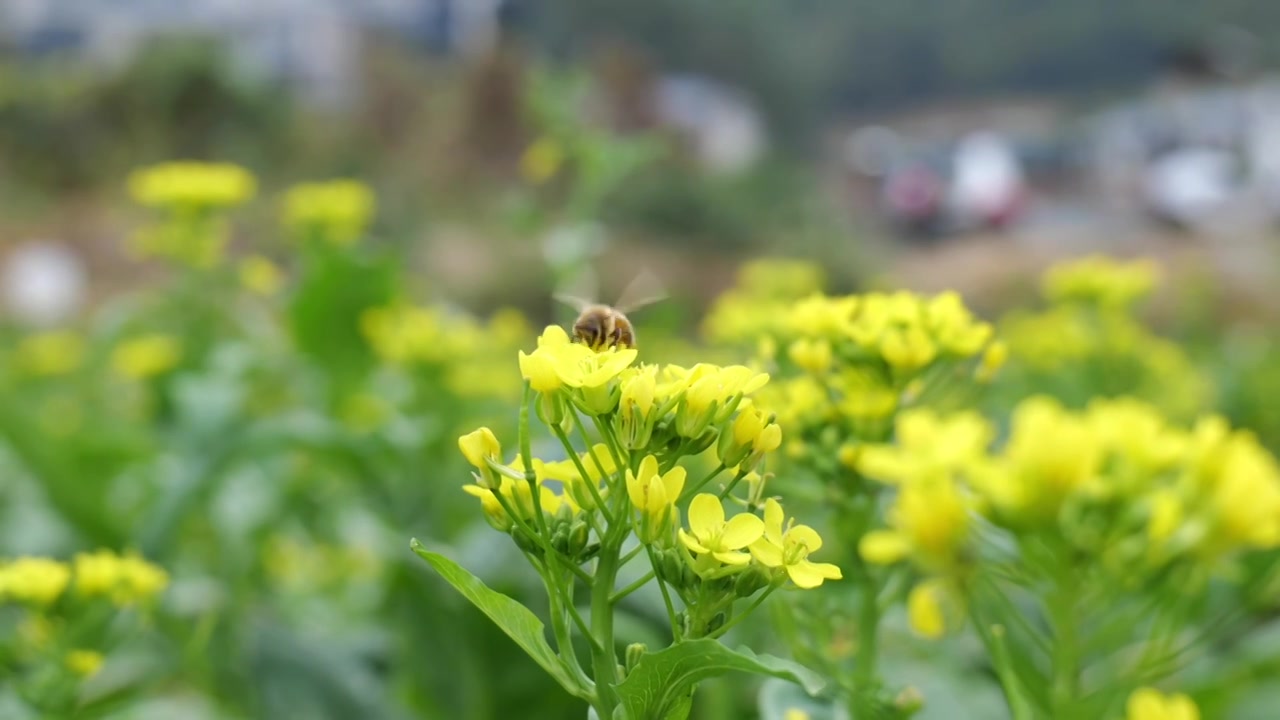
613, 638, 824, 720
410, 539, 584, 699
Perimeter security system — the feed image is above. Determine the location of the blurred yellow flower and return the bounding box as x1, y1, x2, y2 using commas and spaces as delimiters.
860, 475, 971, 570
1125, 687, 1199, 720
283, 179, 376, 246
520, 137, 564, 185
128, 161, 256, 209
0, 557, 71, 606
238, 255, 284, 296
65, 649, 104, 678
73, 549, 168, 605
1043, 254, 1158, 308
907, 579, 950, 639
17, 330, 85, 376
111, 334, 181, 380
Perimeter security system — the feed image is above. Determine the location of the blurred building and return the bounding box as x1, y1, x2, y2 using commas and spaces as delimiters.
0, 0, 505, 108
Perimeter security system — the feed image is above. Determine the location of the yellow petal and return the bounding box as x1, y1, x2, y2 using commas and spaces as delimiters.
661, 466, 687, 503
687, 493, 726, 539
761, 498, 785, 544
712, 550, 753, 565
786, 525, 824, 554
721, 513, 765, 549
626, 470, 645, 508
1126, 688, 1167, 720
786, 560, 840, 589
749, 538, 785, 567
1167, 694, 1200, 720
859, 531, 911, 565
678, 528, 711, 555
907, 581, 946, 639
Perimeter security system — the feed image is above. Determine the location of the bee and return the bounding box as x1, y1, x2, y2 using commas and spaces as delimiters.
555, 269, 666, 351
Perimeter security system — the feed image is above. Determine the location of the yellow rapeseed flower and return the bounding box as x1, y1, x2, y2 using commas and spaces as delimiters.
65, 649, 105, 678
1125, 687, 1199, 720
111, 334, 181, 380
238, 254, 284, 296
1043, 255, 1158, 308
749, 499, 842, 589
520, 137, 564, 185
859, 475, 971, 570
282, 179, 376, 246
907, 579, 951, 639
626, 455, 686, 542
128, 161, 256, 209
0, 557, 71, 606
16, 331, 85, 376
679, 494, 765, 566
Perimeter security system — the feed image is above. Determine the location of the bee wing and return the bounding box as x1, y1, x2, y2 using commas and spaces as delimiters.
553, 267, 600, 312
613, 268, 667, 314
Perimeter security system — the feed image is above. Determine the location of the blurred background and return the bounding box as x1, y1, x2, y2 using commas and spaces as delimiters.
4, 0, 1280, 319
3, 2, 1280, 719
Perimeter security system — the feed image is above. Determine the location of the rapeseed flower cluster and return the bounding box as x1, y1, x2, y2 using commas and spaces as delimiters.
282, 179, 376, 246
1000, 256, 1209, 419
857, 396, 1280, 639
454, 323, 840, 647
127, 161, 256, 268
707, 282, 1000, 466
0, 550, 168, 608
361, 303, 532, 401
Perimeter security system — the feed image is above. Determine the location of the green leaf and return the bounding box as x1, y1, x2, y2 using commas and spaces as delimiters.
409, 539, 584, 699
613, 638, 825, 720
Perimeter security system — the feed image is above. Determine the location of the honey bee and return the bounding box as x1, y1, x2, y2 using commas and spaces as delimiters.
555, 270, 666, 351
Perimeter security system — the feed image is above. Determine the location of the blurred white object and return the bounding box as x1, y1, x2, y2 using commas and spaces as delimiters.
2, 242, 87, 327
949, 131, 1026, 229
1141, 147, 1237, 226
654, 75, 767, 175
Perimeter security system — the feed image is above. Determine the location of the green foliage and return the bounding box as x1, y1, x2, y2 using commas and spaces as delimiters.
615, 639, 825, 720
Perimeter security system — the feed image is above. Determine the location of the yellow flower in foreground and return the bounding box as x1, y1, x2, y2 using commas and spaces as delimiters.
65, 649, 104, 678
679, 494, 764, 565
519, 325, 577, 392
626, 455, 686, 518
750, 499, 842, 588
17, 331, 86, 376
0, 557, 71, 606
626, 455, 686, 542
111, 334, 181, 379
1125, 688, 1199, 720
459, 428, 502, 472
238, 255, 284, 296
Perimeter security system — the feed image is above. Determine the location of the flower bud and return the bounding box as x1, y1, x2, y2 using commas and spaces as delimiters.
459, 428, 502, 488
625, 643, 648, 676
733, 564, 773, 598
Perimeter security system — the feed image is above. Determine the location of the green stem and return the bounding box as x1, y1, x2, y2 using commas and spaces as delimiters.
590, 540, 623, 715
610, 571, 655, 604
709, 586, 778, 640
678, 463, 726, 504
531, 553, 593, 686
987, 623, 1038, 720
852, 561, 881, 689
1049, 574, 1080, 716
646, 545, 683, 642
552, 424, 615, 524
619, 542, 645, 568
519, 384, 551, 539
717, 469, 749, 500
